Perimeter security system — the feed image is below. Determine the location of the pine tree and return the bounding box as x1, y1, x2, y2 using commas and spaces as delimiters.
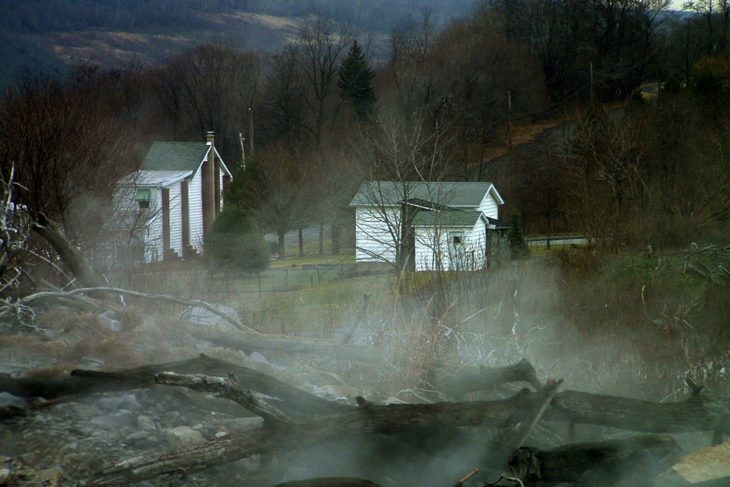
337, 40, 376, 120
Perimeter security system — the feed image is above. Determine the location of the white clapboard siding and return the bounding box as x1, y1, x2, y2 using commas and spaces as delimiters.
145, 189, 163, 262
188, 165, 205, 253
414, 219, 487, 271
414, 226, 447, 271
168, 182, 183, 257
478, 191, 499, 219
355, 206, 401, 263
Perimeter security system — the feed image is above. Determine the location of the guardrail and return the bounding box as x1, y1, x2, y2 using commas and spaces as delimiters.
526, 236, 588, 247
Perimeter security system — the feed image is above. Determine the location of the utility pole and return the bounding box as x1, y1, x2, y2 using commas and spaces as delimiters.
507, 90, 513, 148
248, 107, 255, 156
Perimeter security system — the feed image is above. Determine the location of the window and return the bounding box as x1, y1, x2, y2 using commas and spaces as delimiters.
452, 235, 462, 245
135, 188, 151, 209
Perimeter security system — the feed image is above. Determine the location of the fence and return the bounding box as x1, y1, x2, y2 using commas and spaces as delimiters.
109, 262, 365, 300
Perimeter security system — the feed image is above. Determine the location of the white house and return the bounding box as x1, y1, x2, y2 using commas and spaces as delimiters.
114, 132, 231, 263
349, 181, 507, 271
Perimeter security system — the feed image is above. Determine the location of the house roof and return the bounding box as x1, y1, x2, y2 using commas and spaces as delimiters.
350, 181, 503, 207
486, 216, 511, 229
118, 169, 194, 188
141, 142, 211, 172
412, 210, 485, 227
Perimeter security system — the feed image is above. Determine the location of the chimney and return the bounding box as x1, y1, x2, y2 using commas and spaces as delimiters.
202, 131, 217, 238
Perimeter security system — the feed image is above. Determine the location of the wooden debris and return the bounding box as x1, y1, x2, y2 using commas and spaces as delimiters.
272, 478, 385, 487
509, 434, 680, 484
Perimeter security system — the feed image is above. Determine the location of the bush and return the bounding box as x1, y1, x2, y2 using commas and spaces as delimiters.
204, 207, 269, 273
508, 212, 529, 259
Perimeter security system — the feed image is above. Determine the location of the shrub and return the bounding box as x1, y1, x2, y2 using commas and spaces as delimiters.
204, 207, 269, 273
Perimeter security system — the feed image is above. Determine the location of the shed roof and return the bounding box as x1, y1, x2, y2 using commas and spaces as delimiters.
118, 169, 193, 188
141, 142, 211, 172
350, 181, 502, 207
412, 210, 484, 227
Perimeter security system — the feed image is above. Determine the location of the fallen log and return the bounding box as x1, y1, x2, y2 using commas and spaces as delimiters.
86, 382, 547, 486
29, 213, 103, 288
273, 479, 385, 487
0, 354, 346, 417
498, 379, 562, 452
13, 285, 381, 361
189, 326, 380, 363
545, 389, 730, 434
86, 378, 730, 486
155, 371, 293, 427
19, 287, 256, 333
434, 359, 543, 399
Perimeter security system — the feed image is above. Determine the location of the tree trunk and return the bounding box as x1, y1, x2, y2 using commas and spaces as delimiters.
87, 387, 543, 486
274, 479, 385, 487
30, 213, 103, 288
331, 224, 340, 255
299, 228, 304, 257
278, 231, 286, 260
0, 354, 346, 417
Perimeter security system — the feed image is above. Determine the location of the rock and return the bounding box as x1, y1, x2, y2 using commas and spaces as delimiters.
0, 392, 25, 408
115, 394, 140, 411
90, 410, 136, 430
96, 393, 140, 412
125, 430, 157, 448
0, 468, 9, 483
37, 467, 66, 485
97, 311, 123, 331
164, 426, 205, 448
137, 414, 156, 431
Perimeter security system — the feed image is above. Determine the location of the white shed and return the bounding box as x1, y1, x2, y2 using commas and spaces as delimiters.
349, 181, 506, 271
114, 132, 232, 263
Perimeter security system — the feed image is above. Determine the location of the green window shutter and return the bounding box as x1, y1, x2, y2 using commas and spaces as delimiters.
135, 188, 151, 202
136, 188, 151, 208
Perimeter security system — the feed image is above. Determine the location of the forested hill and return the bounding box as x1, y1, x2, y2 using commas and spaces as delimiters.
0, 0, 473, 34
0, 0, 473, 89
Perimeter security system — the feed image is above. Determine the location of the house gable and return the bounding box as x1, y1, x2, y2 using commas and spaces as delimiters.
113, 134, 231, 264
350, 181, 497, 209
141, 142, 233, 179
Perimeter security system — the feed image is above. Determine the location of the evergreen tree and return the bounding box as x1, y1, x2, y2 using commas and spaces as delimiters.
508, 212, 529, 260
204, 206, 269, 273
337, 40, 376, 120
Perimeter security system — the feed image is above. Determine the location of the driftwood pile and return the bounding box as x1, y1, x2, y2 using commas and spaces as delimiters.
2, 355, 729, 486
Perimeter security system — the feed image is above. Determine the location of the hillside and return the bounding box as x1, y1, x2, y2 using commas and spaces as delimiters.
0, 0, 474, 89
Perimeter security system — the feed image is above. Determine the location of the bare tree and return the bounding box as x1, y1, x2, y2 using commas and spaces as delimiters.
260, 46, 307, 145
0, 74, 135, 254
240, 145, 316, 260
158, 44, 264, 164
684, 0, 730, 52
298, 17, 352, 150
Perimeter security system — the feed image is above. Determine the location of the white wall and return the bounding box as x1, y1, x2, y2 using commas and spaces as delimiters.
144, 188, 163, 262
355, 206, 401, 263
478, 191, 499, 219
168, 182, 182, 257
414, 226, 447, 271
414, 220, 487, 271
188, 167, 204, 253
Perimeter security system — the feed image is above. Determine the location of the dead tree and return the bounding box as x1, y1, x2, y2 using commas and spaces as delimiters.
4, 358, 730, 486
